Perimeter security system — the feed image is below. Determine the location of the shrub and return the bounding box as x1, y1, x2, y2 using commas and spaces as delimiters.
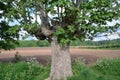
12, 52, 22, 63
93, 58, 120, 76
0, 58, 120, 80
68, 59, 100, 80
0, 61, 50, 80
68, 58, 120, 80
37, 40, 50, 47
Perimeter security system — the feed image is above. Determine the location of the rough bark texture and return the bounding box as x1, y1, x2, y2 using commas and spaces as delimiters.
50, 37, 73, 80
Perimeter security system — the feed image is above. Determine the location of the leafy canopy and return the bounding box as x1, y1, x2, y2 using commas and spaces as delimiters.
1, 0, 120, 46
0, 0, 20, 50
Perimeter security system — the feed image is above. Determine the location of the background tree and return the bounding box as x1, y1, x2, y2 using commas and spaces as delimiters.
1, 0, 120, 80
0, 1, 19, 50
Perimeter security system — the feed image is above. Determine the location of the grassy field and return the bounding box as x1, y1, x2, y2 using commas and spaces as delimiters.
0, 58, 120, 80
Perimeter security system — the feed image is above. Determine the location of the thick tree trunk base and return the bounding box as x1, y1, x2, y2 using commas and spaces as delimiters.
49, 37, 73, 80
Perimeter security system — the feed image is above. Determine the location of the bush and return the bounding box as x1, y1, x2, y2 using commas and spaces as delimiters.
37, 40, 50, 47
68, 58, 120, 80
12, 52, 22, 63
68, 59, 100, 80
17, 40, 38, 47
0, 58, 120, 80
17, 40, 50, 47
93, 58, 120, 76
0, 61, 50, 80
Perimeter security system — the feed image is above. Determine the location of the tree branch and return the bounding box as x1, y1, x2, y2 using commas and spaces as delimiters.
71, 0, 75, 6
76, 0, 84, 7
37, 7, 54, 37
72, 0, 84, 7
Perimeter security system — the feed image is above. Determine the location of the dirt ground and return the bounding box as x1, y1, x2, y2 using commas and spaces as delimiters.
0, 47, 120, 65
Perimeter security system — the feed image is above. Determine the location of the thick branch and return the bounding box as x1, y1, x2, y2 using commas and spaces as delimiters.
39, 8, 49, 27
38, 7, 54, 36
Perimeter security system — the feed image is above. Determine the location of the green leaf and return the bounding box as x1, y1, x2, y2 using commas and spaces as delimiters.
54, 27, 65, 36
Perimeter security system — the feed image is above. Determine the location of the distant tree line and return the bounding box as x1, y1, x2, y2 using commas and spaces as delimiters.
71, 38, 120, 49
16, 38, 120, 49
71, 38, 120, 46
17, 40, 50, 47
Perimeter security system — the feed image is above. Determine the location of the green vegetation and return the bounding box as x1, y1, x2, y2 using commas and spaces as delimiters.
0, 1, 20, 50
17, 40, 50, 47
71, 38, 120, 46
69, 58, 120, 80
17, 38, 120, 49
0, 60, 50, 80
1, 0, 120, 79
72, 38, 120, 49
93, 59, 120, 77
0, 58, 120, 80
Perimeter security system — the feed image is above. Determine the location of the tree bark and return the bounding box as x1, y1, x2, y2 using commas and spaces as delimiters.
50, 37, 73, 80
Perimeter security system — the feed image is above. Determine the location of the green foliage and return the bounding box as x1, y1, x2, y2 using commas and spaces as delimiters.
17, 40, 50, 47
16, 38, 120, 48
56, 0, 120, 45
54, 27, 65, 36
36, 40, 50, 47
0, 21, 19, 50
68, 58, 120, 80
0, 59, 120, 80
93, 58, 120, 76
99, 44, 120, 49
0, 61, 50, 80
0, 1, 20, 50
71, 38, 120, 49
23, 22, 39, 35
12, 52, 22, 63
0, 40, 18, 50
18, 40, 38, 47
1, 0, 119, 46
68, 59, 99, 80
54, 26, 77, 46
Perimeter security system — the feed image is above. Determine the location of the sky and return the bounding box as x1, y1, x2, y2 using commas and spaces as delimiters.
93, 33, 120, 41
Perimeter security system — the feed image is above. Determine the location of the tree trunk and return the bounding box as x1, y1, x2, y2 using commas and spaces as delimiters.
50, 37, 73, 80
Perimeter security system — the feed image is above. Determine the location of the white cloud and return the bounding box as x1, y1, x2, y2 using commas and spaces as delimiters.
0, 11, 3, 14
106, 19, 120, 26
31, 13, 41, 24
93, 33, 120, 41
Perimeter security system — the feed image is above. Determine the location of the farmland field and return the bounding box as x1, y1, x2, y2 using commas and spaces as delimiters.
0, 47, 120, 64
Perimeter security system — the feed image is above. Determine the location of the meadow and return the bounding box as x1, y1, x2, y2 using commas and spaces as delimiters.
0, 58, 120, 80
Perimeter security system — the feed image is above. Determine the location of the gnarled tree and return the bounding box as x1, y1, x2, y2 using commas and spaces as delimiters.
1, 0, 120, 80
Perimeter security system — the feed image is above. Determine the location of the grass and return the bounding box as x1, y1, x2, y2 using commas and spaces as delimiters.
68, 58, 120, 80
0, 60, 50, 80
0, 58, 120, 80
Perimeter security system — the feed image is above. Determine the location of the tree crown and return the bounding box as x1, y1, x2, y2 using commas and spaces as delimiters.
1, 0, 120, 46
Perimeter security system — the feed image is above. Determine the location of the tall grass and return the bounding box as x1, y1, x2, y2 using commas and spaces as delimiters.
92, 58, 120, 79
68, 58, 120, 80
0, 60, 50, 80
68, 60, 99, 80
0, 58, 120, 80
